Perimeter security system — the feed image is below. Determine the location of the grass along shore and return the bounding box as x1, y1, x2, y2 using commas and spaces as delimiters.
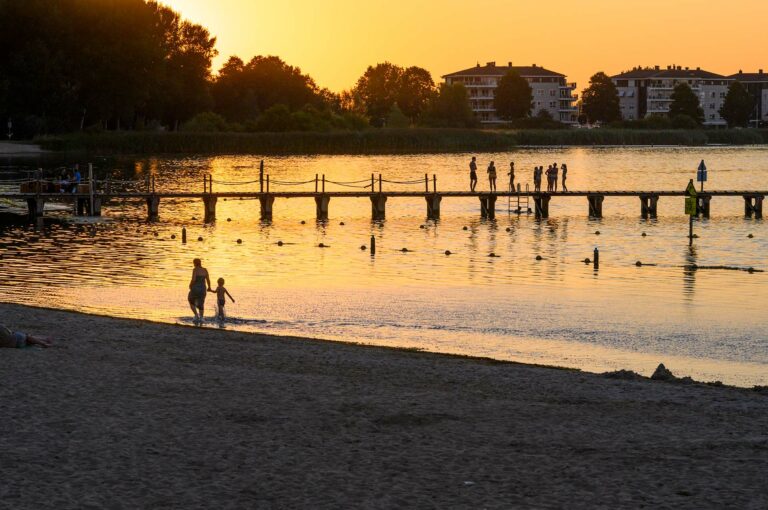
35, 128, 768, 155
2, 302, 767, 508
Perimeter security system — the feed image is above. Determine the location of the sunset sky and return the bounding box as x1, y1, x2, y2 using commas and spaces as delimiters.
160, 0, 768, 92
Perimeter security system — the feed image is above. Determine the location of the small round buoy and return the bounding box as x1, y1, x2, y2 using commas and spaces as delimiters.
153, 232, 158, 237
227, 218, 232, 222
536, 255, 543, 261
748, 234, 754, 238
748, 267, 755, 273
319, 243, 326, 248
360, 245, 367, 251
691, 263, 698, 269
171, 234, 176, 239
401, 248, 409, 252
419, 225, 425, 229
594, 231, 600, 235
488, 252, 496, 257
197, 236, 203, 242
462, 226, 468, 231
300, 220, 306, 225
445, 250, 451, 256
505, 227, 511, 232
277, 241, 283, 246
192, 217, 197, 221
636, 261, 642, 267
641, 232, 647, 237
236, 239, 242, 244
584, 258, 591, 264
340, 222, 345, 226
692, 234, 699, 239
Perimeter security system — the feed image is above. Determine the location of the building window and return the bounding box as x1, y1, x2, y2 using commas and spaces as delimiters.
550, 90, 556, 96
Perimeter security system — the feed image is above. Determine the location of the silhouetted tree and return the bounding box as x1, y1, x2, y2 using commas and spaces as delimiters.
212, 55, 322, 123
354, 63, 403, 126
494, 70, 533, 120
669, 83, 704, 125
423, 83, 476, 128
397, 67, 436, 123
581, 72, 621, 124
719, 81, 754, 128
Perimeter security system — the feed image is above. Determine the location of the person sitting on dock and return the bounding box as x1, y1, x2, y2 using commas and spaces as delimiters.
188, 258, 212, 325
487, 161, 497, 192
469, 157, 478, 192
70, 164, 82, 193
508, 162, 515, 192
59, 170, 71, 193
0, 324, 53, 348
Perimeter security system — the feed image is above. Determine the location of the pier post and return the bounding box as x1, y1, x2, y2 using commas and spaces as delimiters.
76, 198, 88, 216
370, 195, 387, 221
587, 195, 604, 218
259, 195, 275, 221
479, 195, 497, 220
146, 196, 160, 221
743, 195, 764, 219
202, 195, 217, 223
533, 194, 550, 219
315, 195, 330, 221
640, 194, 659, 219
26, 198, 46, 220
425, 194, 442, 220
697, 195, 711, 219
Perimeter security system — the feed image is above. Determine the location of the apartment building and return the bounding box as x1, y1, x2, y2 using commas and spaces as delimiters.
611, 65, 731, 126
442, 62, 578, 124
730, 70, 768, 126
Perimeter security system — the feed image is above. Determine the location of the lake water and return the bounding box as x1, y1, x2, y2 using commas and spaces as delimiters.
1, 146, 767, 386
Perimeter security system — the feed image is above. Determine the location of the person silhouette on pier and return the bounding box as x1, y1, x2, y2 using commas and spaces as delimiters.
508, 162, 515, 192
533, 166, 541, 192
561, 163, 568, 192
469, 157, 478, 192
487, 161, 497, 192
552, 163, 559, 192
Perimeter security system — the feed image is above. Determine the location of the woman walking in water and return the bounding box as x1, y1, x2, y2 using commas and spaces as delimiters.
188, 258, 212, 324
487, 161, 497, 192
508, 162, 515, 192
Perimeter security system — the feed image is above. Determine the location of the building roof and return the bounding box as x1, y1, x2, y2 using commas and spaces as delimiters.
443, 63, 564, 78
612, 66, 728, 80
729, 71, 768, 82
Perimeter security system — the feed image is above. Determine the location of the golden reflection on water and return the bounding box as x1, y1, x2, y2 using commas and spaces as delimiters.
1, 147, 768, 386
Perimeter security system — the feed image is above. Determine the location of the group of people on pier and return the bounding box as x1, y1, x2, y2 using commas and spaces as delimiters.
469, 157, 568, 193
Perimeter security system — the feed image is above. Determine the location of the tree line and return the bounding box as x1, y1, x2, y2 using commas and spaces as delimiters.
0, 0, 477, 138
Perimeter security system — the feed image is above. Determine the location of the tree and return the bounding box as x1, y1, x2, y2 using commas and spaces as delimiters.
581, 72, 621, 124
396, 66, 435, 123
212, 55, 323, 123
669, 82, 704, 125
719, 81, 754, 128
493, 70, 532, 120
423, 83, 476, 128
353, 62, 403, 126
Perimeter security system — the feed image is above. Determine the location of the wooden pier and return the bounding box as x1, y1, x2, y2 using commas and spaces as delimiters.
1, 173, 765, 222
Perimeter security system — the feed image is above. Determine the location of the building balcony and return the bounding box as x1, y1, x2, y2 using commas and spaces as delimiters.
558, 106, 579, 112
559, 94, 578, 101
647, 107, 670, 114
559, 82, 577, 89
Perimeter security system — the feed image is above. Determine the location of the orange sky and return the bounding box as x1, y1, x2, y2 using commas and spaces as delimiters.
160, 0, 768, 93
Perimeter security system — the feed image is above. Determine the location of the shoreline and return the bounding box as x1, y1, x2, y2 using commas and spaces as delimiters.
2, 302, 767, 507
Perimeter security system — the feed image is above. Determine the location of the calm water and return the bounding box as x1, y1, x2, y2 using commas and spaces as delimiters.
1, 147, 767, 386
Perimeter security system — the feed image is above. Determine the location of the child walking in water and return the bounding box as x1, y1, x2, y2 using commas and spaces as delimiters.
212, 278, 235, 321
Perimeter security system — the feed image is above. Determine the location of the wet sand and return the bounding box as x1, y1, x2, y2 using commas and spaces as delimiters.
1, 303, 767, 509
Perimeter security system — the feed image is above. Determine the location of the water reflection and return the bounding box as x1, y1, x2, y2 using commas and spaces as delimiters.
1, 147, 767, 386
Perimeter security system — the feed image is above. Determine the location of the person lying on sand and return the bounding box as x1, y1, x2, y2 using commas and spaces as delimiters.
0, 324, 53, 348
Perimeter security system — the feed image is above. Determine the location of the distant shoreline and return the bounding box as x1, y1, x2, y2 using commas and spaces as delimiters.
33, 128, 768, 156
0, 141, 44, 155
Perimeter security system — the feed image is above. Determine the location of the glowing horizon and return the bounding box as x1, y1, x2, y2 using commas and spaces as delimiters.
160, 0, 768, 93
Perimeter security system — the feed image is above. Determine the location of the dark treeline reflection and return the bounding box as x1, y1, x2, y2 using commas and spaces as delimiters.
0, 0, 478, 138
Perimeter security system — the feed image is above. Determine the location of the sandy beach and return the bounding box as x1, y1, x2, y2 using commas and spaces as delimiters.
1, 303, 767, 509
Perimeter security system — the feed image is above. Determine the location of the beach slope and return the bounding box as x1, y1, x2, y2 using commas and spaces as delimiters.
1, 303, 766, 508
